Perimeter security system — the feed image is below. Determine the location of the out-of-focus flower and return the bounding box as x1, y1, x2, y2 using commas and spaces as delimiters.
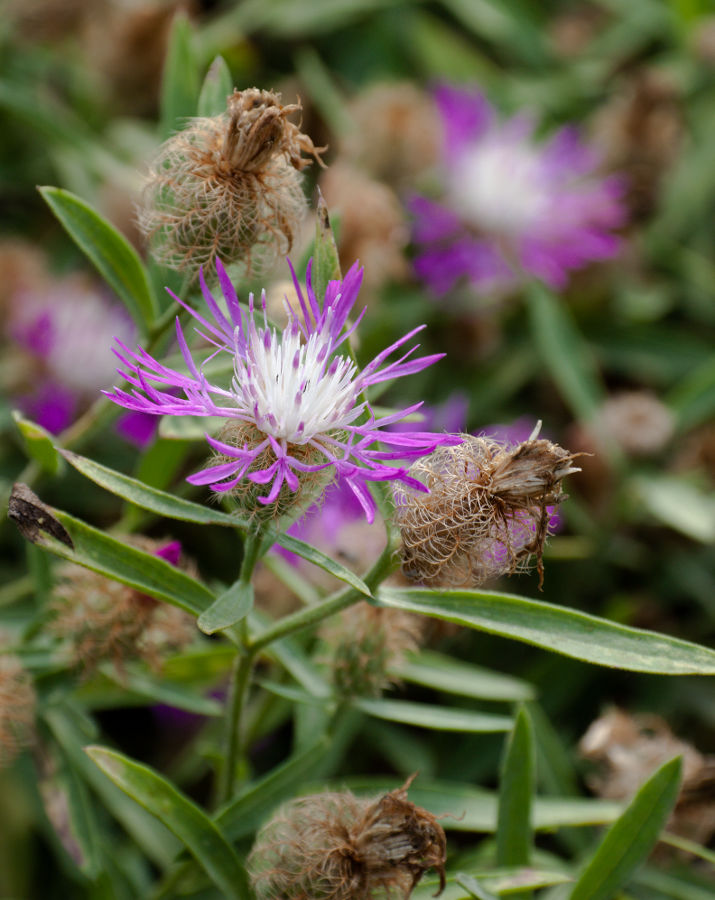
139, 88, 325, 278
51, 539, 195, 676
411, 85, 625, 296
592, 70, 683, 221
107, 258, 458, 522
341, 81, 441, 187
580, 708, 715, 847
395, 424, 580, 588
321, 161, 409, 295
0, 648, 35, 768
597, 391, 674, 456
248, 776, 446, 900
319, 602, 423, 698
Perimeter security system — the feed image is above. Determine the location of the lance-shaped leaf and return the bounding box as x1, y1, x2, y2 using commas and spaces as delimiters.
86, 747, 250, 899
198, 580, 254, 635
496, 707, 534, 867
60, 450, 372, 596
39, 186, 157, 335
312, 190, 342, 302
393, 650, 535, 702
160, 12, 200, 138
377, 586, 715, 675
198, 55, 233, 117
570, 756, 682, 900
354, 698, 512, 733
12, 411, 62, 474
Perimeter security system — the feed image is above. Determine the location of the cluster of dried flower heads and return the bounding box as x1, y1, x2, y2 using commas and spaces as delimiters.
395, 425, 581, 589
50, 539, 195, 676
248, 775, 446, 900
319, 603, 423, 699
139, 88, 325, 277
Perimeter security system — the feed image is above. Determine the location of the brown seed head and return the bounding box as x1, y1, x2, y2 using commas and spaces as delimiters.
320, 603, 423, 698
248, 776, 446, 900
0, 652, 35, 767
139, 88, 325, 278
50, 538, 195, 677
395, 426, 580, 589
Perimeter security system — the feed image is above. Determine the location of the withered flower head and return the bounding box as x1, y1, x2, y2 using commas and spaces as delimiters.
597, 390, 674, 457
0, 652, 35, 768
320, 603, 423, 699
395, 424, 580, 589
248, 775, 446, 900
139, 88, 325, 277
50, 539, 195, 676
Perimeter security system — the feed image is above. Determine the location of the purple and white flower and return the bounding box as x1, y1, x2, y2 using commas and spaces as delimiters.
411, 85, 626, 296
106, 259, 458, 522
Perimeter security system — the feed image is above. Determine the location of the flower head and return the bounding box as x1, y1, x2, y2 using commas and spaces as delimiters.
395, 424, 580, 588
248, 776, 446, 900
106, 259, 458, 522
139, 88, 325, 278
411, 85, 625, 295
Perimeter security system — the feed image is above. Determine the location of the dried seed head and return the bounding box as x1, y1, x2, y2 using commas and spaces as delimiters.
248, 776, 446, 900
139, 88, 325, 278
597, 391, 674, 456
319, 603, 423, 698
395, 425, 580, 589
50, 539, 196, 676
0, 652, 35, 767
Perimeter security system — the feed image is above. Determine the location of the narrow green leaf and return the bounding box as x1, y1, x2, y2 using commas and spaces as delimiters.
393, 650, 535, 702
415, 868, 573, 900
51, 748, 104, 878
160, 12, 200, 138
274, 532, 371, 596
23, 504, 213, 616
216, 736, 332, 840
60, 449, 248, 530
39, 186, 157, 335
497, 707, 534, 867
76, 667, 223, 716
197, 56, 233, 117
455, 873, 500, 900
525, 281, 603, 423
198, 580, 254, 635
312, 190, 342, 301
570, 756, 682, 900
86, 746, 249, 899
377, 586, 715, 675
354, 698, 512, 733
12, 411, 62, 474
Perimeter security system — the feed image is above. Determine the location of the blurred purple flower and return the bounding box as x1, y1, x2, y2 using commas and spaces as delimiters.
387, 391, 469, 435
411, 85, 625, 296
106, 258, 459, 522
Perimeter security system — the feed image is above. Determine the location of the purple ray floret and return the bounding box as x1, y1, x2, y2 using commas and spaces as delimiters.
105, 258, 460, 521
411, 85, 626, 295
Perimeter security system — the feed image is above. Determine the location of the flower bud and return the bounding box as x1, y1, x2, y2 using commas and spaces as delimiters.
395, 425, 580, 589
139, 88, 325, 277
248, 776, 446, 900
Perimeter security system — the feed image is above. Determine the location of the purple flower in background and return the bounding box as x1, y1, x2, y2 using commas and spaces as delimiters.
411, 85, 625, 296
106, 258, 459, 522
8, 281, 155, 443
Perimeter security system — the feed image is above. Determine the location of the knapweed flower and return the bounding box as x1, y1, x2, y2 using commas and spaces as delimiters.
411, 85, 625, 296
51, 539, 195, 676
139, 88, 325, 278
248, 776, 446, 900
0, 651, 35, 768
395, 424, 580, 589
319, 602, 423, 698
106, 259, 458, 522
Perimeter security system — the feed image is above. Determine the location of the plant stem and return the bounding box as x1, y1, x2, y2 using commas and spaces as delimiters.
248, 540, 399, 655
217, 643, 254, 806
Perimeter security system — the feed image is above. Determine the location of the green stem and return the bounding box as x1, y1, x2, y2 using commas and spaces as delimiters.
248, 540, 398, 655
216, 528, 267, 805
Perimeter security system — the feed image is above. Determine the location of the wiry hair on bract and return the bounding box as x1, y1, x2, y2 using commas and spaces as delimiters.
139, 87, 326, 278
248, 775, 446, 900
395, 423, 581, 589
